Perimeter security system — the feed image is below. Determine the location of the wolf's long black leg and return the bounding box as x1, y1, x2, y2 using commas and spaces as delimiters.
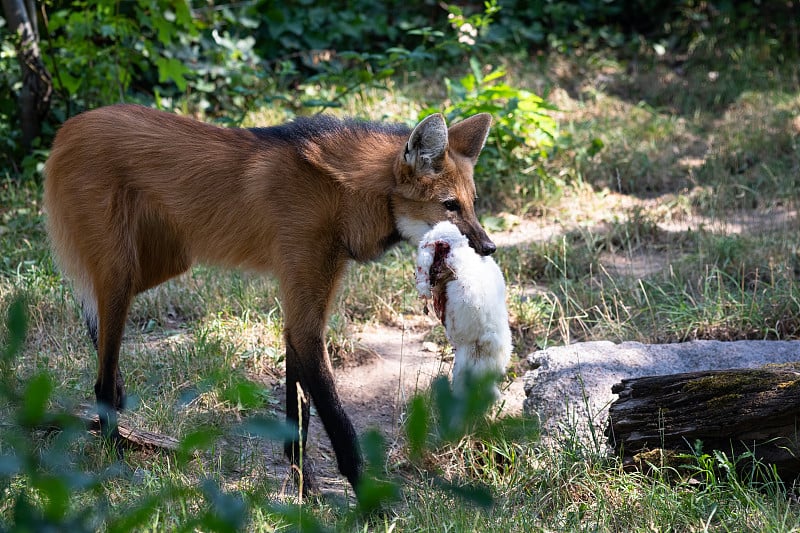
279, 252, 363, 495
300, 337, 363, 492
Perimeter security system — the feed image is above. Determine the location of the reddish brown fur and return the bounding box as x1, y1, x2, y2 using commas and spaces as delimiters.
43, 104, 494, 494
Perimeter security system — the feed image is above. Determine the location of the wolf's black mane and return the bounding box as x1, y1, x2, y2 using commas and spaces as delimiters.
248, 115, 411, 144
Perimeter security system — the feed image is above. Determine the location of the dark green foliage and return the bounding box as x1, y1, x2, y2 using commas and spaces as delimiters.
490, 0, 800, 53
240, 415, 297, 442
0, 0, 471, 172
430, 375, 496, 443
355, 429, 402, 514
0, 19, 22, 172
251, 0, 432, 62
4, 0, 793, 185
1, 295, 25, 363
192, 479, 249, 532
405, 396, 429, 460
176, 427, 224, 466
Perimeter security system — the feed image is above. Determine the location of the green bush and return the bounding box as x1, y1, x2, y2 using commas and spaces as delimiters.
490, 0, 800, 53
423, 56, 558, 210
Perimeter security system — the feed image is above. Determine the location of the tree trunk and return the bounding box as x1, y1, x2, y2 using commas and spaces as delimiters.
2, 0, 52, 154
606, 363, 800, 480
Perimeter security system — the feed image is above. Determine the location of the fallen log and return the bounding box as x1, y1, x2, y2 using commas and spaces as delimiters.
75, 403, 180, 451
6, 403, 182, 452
606, 363, 800, 480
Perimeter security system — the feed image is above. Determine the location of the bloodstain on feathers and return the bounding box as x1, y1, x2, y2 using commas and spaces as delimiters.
429, 240, 456, 324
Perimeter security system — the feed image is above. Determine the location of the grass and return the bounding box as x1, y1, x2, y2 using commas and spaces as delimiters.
2, 36, 800, 530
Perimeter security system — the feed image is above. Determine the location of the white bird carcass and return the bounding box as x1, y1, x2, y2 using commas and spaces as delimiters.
415, 221, 512, 400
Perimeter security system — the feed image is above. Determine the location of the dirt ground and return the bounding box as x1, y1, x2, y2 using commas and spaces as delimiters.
261, 317, 528, 500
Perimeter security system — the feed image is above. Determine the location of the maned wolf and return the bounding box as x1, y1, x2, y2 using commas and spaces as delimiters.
43, 104, 495, 496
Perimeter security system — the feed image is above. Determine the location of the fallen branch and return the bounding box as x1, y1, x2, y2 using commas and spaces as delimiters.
73, 403, 180, 451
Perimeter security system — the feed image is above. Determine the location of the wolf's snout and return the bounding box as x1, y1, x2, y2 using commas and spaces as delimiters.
467, 235, 496, 256
463, 222, 496, 256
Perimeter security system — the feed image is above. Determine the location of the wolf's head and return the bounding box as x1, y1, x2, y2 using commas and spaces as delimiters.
392, 113, 496, 256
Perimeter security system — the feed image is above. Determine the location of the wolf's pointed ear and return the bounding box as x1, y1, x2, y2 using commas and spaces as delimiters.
404, 113, 448, 173
448, 113, 492, 163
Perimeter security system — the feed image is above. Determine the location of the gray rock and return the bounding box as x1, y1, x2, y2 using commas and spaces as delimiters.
523, 340, 800, 441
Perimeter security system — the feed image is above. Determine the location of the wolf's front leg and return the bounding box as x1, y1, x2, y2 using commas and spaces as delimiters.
284, 338, 316, 495
283, 329, 363, 495
280, 255, 363, 497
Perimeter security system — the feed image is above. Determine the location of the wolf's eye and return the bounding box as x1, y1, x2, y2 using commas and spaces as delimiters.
443, 199, 461, 212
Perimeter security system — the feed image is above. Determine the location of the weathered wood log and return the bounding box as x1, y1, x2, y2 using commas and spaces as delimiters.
606, 363, 800, 480
74, 403, 180, 451
9, 404, 182, 452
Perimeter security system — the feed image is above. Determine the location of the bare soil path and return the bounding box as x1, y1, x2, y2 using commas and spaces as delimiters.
261, 318, 527, 500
